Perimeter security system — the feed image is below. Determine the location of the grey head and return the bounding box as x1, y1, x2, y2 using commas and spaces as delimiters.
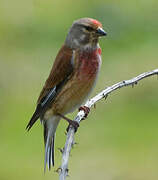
65, 18, 107, 50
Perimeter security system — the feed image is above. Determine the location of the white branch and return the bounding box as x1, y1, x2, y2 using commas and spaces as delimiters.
59, 68, 158, 180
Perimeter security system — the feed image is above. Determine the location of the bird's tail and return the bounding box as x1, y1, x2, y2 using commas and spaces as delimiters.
43, 115, 60, 172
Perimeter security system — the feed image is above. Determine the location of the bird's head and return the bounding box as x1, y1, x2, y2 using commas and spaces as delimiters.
65, 18, 107, 50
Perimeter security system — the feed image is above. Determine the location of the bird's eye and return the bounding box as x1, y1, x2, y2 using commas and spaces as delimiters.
85, 26, 94, 31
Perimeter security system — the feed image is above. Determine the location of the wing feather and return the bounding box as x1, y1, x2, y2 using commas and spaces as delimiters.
26, 45, 73, 130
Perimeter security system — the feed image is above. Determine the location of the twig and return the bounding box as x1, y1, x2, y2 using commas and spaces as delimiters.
59, 68, 158, 180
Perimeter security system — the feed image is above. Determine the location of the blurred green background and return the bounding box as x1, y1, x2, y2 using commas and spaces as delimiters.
0, 0, 158, 179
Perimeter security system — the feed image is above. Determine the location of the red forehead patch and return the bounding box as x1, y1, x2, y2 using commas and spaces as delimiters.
90, 19, 102, 28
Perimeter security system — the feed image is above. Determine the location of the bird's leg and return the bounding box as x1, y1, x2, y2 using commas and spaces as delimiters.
78, 106, 90, 120
57, 113, 79, 132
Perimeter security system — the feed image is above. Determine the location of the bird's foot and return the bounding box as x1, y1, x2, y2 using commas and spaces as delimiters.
57, 113, 79, 132
66, 120, 79, 133
79, 106, 90, 120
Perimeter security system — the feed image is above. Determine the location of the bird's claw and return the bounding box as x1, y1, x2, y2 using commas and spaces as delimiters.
66, 120, 79, 133
79, 106, 90, 120
57, 113, 79, 132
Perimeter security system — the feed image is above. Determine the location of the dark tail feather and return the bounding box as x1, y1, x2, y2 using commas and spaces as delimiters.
51, 136, 55, 166
49, 136, 55, 167
44, 123, 55, 172
26, 111, 39, 131
26, 104, 43, 131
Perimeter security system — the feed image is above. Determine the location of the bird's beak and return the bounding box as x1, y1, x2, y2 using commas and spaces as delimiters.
96, 27, 107, 36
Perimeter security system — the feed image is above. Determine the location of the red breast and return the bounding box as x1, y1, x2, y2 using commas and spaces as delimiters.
76, 48, 102, 81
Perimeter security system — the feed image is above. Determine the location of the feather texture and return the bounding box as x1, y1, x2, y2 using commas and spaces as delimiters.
37, 45, 73, 104
26, 45, 74, 131
43, 116, 60, 171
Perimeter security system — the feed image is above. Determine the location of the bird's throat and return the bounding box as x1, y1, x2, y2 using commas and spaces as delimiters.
76, 47, 101, 81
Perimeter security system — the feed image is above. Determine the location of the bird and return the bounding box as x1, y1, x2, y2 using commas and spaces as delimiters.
26, 17, 107, 171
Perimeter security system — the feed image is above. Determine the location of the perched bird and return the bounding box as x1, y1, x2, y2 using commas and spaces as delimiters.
26, 17, 106, 171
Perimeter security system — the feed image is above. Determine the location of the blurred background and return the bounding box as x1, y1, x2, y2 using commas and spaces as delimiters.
0, 0, 158, 179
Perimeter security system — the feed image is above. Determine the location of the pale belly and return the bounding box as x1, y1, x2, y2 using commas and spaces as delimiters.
52, 49, 101, 115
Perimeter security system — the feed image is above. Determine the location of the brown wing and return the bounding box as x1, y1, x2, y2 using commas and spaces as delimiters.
37, 45, 73, 103
26, 45, 73, 130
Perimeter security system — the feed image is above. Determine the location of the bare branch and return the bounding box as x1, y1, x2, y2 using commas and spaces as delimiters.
59, 68, 158, 180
